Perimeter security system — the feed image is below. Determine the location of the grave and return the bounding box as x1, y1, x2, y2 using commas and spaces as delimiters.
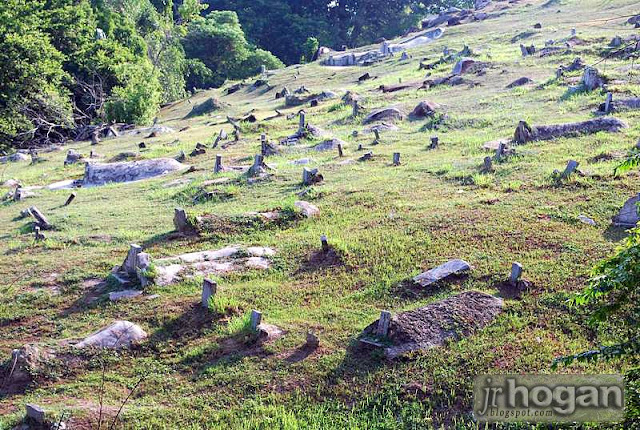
612, 194, 640, 227
74, 320, 147, 349
83, 158, 188, 186
359, 291, 503, 359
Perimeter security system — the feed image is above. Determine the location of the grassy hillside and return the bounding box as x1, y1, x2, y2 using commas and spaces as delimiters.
1, 0, 639, 428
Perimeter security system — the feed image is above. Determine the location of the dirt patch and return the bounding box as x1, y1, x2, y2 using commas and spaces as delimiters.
359, 291, 503, 359
297, 246, 346, 273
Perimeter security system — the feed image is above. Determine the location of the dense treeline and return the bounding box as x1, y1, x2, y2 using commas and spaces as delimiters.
0, 0, 282, 148
0, 0, 470, 149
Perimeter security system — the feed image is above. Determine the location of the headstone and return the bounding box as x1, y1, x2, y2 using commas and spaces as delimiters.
352, 101, 359, 117
28, 206, 52, 230
64, 192, 76, 206
604, 92, 613, 114
176, 150, 186, 162
483, 156, 493, 172
373, 129, 380, 144
34, 226, 45, 241
91, 130, 100, 145
136, 252, 151, 287
298, 111, 306, 134
306, 331, 319, 349
74, 320, 147, 349
610, 36, 622, 47
612, 193, 640, 227
582, 67, 601, 91
562, 160, 579, 178
509, 262, 523, 286
139, 142, 146, 149
496, 141, 506, 159
202, 278, 217, 308
233, 129, 240, 141
429, 136, 439, 149
122, 244, 143, 276
401, 51, 410, 61
376, 310, 391, 337
571, 28, 576, 36
214, 154, 223, 173
320, 235, 329, 252
250, 310, 262, 331
337, 143, 344, 157
393, 152, 401, 166
249, 154, 267, 176
26, 404, 46, 424
302, 167, 322, 185
173, 207, 189, 232
413, 259, 471, 287
358, 151, 373, 161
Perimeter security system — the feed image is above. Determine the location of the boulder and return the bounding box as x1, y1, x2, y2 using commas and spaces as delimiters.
612, 194, 640, 227
4, 344, 53, 385
363, 107, 405, 124
410, 100, 439, 118
74, 320, 147, 349
64, 149, 83, 166
452, 58, 477, 75
83, 158, 188, 186
0, 152, 29, 163
294, 200, 320, 217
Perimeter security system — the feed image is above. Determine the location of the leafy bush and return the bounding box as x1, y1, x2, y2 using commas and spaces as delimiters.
105, 63, 161, 124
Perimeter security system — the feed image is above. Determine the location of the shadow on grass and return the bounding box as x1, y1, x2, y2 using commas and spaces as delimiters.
603, 224, 629, 243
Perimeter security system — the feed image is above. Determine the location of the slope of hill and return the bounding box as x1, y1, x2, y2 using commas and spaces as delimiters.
0, 0, 639, 427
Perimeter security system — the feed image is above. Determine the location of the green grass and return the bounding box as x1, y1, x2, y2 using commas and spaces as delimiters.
1, 0, 639, 427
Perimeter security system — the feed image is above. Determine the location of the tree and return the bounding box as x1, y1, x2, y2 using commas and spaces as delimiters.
182, 11, 282, 88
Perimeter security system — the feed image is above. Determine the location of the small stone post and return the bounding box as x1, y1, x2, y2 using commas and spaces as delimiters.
122, 244, 143, 276
337, 143, 344, 157
604, 92, 613, 114
376, 310, 391, 337
509, 262, 523, 286
173, 207, 189, 232
496, 142, 505, 160
202, 278, 217, 308
214, 154, 223, 173
64, 192, 76, 206
91, 130, 100, 145
250, 310, 262, 331
373, 129, 380, 144
34, 226, 45, 241
393, 152, 400, 166
483, 156, 493, 172
320, 235, 329, 252
352, 101, 359, 117
430, 136, 439, 149
562, 160, 579, 178
233, 129, 240, 141
298, 111, 306, 134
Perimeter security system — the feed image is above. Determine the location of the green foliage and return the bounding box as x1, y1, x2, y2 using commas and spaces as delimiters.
182, 11, 282, 88
105, 63, 162, 124
614, 148, 640, 176
553, 226, 640, 368
301, 36, 319, 63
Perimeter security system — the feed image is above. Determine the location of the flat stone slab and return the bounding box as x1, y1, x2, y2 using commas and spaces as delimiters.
413, 259, 471, 287
154, 246, 276, 286
83, 158, 188, 186
294, 200, 320, 217
109, 289, 143, 301
360, 291, 503, 359
74, 320, 147, 349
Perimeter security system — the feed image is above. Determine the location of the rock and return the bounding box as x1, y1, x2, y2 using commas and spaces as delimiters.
74, 320, 147, 349
610, 36, 622, 47
364, 123, 399, 134
313, 138, 345, 151
83, 158, 188, 186
125, 125, 175, 137
582, 66, 603, 91
64, 149, 82, 165
6, 344, 53, 385
173, 207, 191, 233
302, 167, 323, 185
359, 291, 502, 359
506, 77, 533, 88
410, 100, 439, 118
363, 107, 405, 124
612, 194, 640, 227
26, 404, 46, 424
452, 58, 476, 75
0, 152, 29, 163
294, 200, 320, 217
108, 290, 143, 301
29, 206, 52, 230
413, 259, 471, 287
578, 215, 596, 226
